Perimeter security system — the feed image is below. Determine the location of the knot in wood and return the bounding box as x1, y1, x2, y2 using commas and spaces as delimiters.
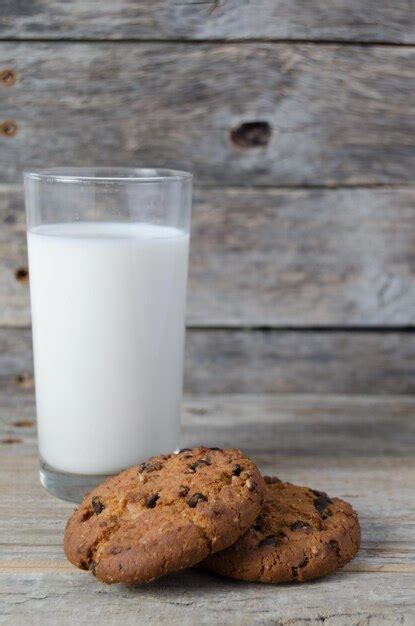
0, 70, 17, 86
1, 120, 18, 137
230, 121, 271, 149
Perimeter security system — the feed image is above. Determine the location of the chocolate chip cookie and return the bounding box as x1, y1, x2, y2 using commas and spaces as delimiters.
201, 477, 361, 583
64, 447, 265, 584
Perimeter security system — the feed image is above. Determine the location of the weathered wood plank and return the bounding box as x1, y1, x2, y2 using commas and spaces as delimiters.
2, 392, 415, 457
0, 570, 413, 626
0, 392, 414, 625
2, 327, 415, 394
2, 186, 415, 327
185, 329, 415, 393
0, 43, 414, 186
0, 1, 414, 43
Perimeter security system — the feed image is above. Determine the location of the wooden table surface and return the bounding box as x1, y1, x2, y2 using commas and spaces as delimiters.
0, 391, 414, 625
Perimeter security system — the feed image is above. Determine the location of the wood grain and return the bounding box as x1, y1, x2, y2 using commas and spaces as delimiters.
186, 329, 415, 394
2, 391, 415, 457
0, 570, 413, 626
0, 1, 413, 43
2, 326, 415, 394
0, 43, 414, 186
2, 185, 415, 327
0, 391, 414, 625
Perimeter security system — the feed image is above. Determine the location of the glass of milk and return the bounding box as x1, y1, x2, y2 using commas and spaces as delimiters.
24, 168, 192, 502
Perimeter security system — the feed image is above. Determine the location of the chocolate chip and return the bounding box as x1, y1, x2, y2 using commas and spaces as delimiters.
321, 509, 332, 520
91, 496, 104, 515
146, 494, 159, 508
232, 464, 242, 476
192, 459, 212, 470
209, 447, 222, 451
259, 535, 276, 547
178, 485, 190, 497
145, 461, 163, 473
179, 448, 192, 453
264, 476, 282, 484
185, 458, 212, 473
313, 495, 332, 515
327, 539, 340, 556
137, 460, 164, 473
81, 509, 94, 522
187, 493, 208, 508
290, 520, 312, 531
310, 489, 325, 497
298, 556, 309, 569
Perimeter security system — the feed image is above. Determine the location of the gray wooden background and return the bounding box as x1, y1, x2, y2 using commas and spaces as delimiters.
0, 1, 414, 394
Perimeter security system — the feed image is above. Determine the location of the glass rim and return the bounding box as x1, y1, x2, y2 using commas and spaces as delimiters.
23, 167, 193, 184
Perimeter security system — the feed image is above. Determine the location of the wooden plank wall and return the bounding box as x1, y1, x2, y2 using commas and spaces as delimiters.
0, 2, 414, 393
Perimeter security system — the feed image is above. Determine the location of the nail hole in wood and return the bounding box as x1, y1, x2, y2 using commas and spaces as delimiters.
13, 373, 34, 389
230, 121, 271, 149
15, 267, 28, 282
13, 420, 35, 428
1, 437, 22, 444
0, 70, 17, 86
1, 120, 18, 137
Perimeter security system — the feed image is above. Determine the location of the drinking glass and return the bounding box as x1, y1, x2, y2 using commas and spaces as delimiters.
24, 167, 192, 502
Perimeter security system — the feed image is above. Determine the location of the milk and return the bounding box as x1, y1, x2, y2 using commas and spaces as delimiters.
27, 222, 189, 475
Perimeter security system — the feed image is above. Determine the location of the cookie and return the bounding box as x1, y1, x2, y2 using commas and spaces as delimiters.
201, 477, 361, 583
64, 447, 265, 584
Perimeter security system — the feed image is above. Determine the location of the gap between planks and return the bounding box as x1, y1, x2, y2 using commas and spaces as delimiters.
0, 38, 414, 47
